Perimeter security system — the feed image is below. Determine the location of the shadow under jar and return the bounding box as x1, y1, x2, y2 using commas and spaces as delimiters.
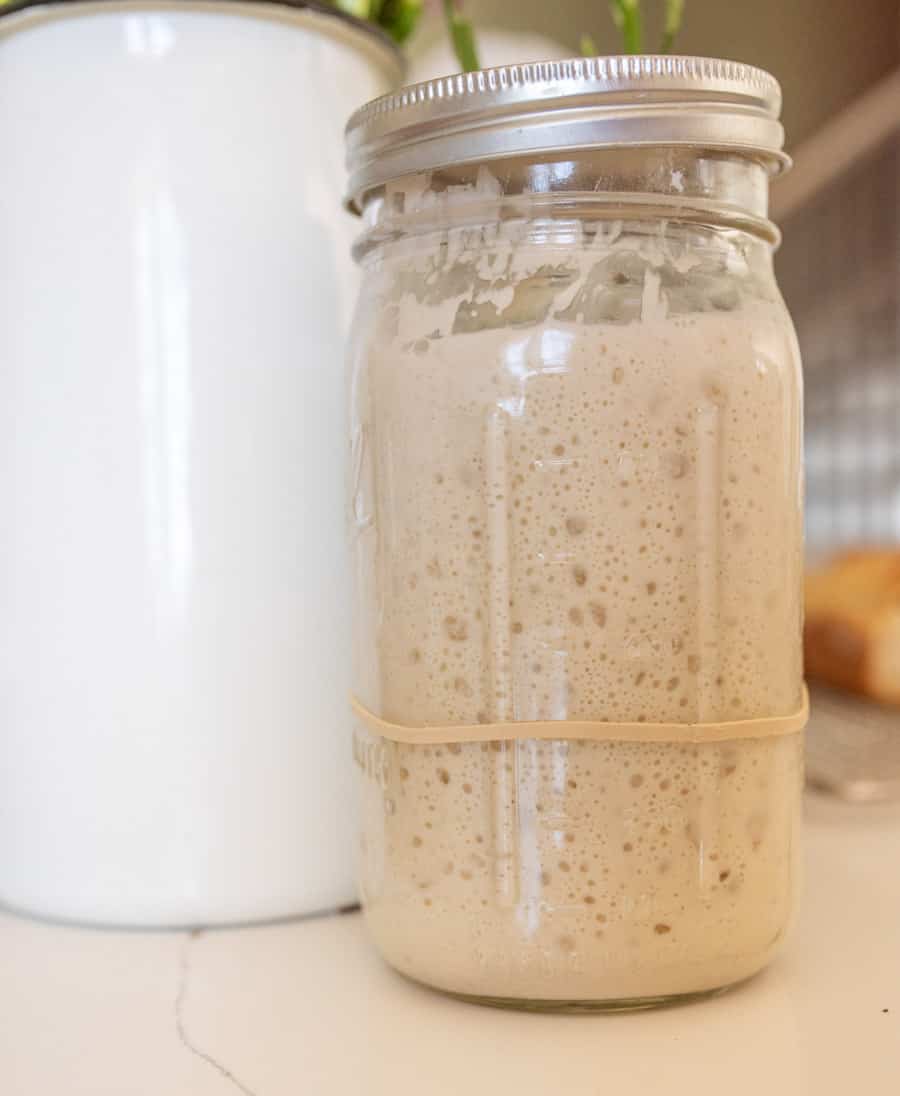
345, 57, 806, 1011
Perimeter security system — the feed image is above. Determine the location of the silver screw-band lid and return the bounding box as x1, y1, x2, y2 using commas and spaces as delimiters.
345, 55, 787, 211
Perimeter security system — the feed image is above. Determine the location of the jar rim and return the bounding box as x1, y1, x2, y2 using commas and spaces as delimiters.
345, 55, 789, 213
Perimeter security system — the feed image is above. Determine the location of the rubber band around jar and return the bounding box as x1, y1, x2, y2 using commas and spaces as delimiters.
351, 686, 809, 746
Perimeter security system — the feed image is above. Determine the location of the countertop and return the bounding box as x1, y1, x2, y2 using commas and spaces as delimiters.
5, 790, 900, 1096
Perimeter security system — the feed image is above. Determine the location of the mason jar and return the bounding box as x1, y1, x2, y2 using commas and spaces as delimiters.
346, 56, 807, 1010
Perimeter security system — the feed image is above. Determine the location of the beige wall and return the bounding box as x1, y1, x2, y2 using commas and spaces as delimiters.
464, 0, 900, 146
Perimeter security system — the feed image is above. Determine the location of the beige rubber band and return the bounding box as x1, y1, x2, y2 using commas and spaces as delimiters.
351, 686, 809, 745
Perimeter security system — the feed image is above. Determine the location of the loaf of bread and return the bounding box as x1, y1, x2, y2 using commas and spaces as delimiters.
805, 549, 900, 705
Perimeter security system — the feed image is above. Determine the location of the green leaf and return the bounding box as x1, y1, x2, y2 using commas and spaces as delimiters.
609, 0, 643, 54
443, 0, 480, 73
660, 0, 685, 53
378, 0, 423, 43
580, 32, 599, 57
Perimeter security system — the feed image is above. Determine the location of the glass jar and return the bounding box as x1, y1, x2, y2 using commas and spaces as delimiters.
346, 57, 806, 1010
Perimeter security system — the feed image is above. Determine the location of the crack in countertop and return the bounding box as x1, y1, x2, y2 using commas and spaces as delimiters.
175, 930, 257, 1096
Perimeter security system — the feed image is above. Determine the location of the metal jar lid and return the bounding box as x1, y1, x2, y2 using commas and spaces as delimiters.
345, 54, 787, 212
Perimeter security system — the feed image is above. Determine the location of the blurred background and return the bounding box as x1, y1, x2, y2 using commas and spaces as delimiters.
412, 0, 900, 148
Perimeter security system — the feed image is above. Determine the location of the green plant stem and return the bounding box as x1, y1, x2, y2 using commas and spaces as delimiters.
609, 0, 643, 54
580, 32, 599, 57
443, 0, 480, 73
660, 0, 685, 53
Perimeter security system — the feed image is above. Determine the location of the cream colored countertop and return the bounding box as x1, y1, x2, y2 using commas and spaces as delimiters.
5, 791, 900, 1096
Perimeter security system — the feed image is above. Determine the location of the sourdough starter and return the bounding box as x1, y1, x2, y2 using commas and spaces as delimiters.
352, 226, 804, 1002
